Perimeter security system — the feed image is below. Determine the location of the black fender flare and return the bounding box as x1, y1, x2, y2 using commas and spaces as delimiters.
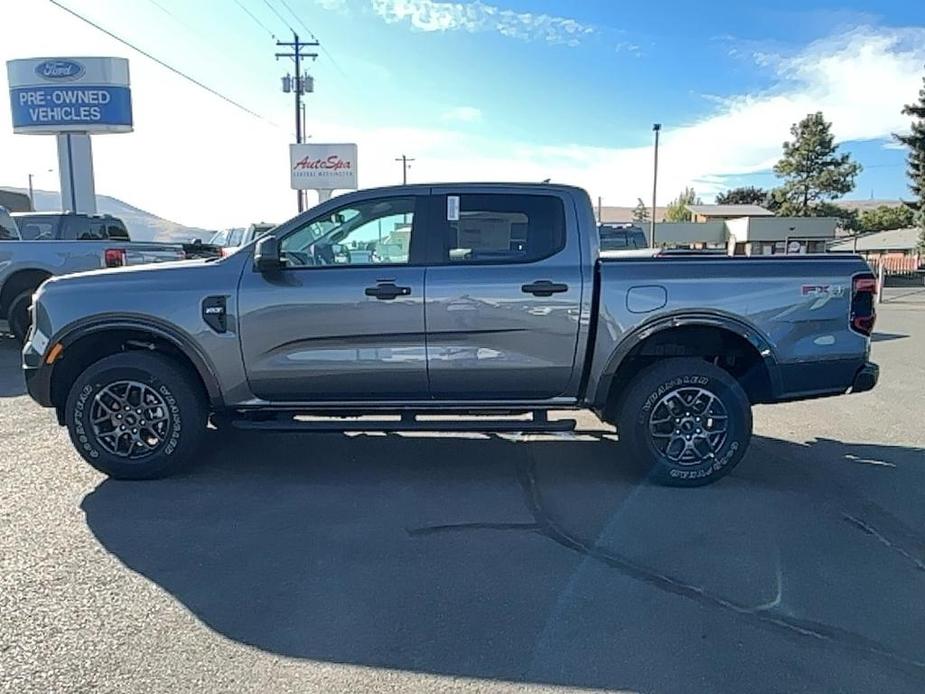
592, 310, 783, 409
53, 314, 225, 409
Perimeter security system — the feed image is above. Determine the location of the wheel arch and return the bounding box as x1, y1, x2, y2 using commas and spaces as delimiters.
593, 312, 782, 419
49, 316, 224, 417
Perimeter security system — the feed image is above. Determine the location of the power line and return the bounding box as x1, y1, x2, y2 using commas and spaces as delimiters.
277, 0, 317, 40
262, 0, 295, 33
49, 0, 276, 124
276, 0, 350, 80
231, 0, 277, 39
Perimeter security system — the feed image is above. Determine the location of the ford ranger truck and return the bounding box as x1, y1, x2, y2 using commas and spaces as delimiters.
21, 184, 879, 486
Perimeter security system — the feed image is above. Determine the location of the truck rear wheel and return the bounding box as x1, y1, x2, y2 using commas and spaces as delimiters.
64, 352, 207, 480
617, 358, 752, 486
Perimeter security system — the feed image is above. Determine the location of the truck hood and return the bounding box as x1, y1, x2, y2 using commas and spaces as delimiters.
45, 257, 219, 287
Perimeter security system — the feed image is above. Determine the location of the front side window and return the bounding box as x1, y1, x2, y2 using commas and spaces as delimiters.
442, 193, 565, 264
280, 197, 416, 267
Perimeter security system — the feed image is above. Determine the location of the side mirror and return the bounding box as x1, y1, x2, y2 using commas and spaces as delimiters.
254, 235, 282, 272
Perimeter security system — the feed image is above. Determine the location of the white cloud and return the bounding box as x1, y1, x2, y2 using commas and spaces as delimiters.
369, 0, 596, 46
440, 106, 483, 123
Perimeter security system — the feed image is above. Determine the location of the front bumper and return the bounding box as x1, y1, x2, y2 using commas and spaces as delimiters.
851, 361, 879, 394
22, 329, 54, 408
24, 362, 54, 407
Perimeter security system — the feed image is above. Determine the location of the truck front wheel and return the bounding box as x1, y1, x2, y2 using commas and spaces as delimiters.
617, 358, 752, 486
64, 352, 208, 480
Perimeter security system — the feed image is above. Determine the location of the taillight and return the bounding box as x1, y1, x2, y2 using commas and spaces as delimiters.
850, 274, 877, 336
104, 248, 126, 268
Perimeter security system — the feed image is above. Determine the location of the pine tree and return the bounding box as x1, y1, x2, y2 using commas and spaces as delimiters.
715, 186, 769, 206
893, 67, 925, 249
772, 112, 861, 216
632, 198, 649, 222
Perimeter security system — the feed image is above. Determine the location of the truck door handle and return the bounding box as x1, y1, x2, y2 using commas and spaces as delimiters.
521, 280, 568, 297
365, 283, 411, 300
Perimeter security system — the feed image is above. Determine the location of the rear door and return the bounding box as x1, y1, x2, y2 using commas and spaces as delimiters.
424, 188, 584, 400
238, 192, 430, 402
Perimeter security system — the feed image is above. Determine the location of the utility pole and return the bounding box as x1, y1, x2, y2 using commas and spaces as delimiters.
277, 32, 318, 213
650, 123, 661, 247
26, 169, 53, 211
395, 155, 415, 185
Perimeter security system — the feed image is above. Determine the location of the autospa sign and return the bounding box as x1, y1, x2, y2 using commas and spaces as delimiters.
290, 143, 358, 191
6, 57, 133, 134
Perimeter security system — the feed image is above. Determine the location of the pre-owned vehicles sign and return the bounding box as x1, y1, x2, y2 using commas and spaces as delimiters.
290, 143, 358, 191
6, 57, 133, 134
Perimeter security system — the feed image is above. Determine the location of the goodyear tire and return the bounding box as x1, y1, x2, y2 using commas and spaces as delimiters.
9, 291, 32, 345
65, 352, 207, 480
617, 358, 752, 486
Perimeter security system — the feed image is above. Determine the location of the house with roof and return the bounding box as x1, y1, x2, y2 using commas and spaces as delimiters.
651, 203, 838, 255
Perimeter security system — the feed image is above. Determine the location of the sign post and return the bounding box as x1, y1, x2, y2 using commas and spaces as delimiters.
7, 57, 133, 213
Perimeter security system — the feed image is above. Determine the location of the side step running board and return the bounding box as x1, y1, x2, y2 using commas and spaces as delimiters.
231, 412, 577, 434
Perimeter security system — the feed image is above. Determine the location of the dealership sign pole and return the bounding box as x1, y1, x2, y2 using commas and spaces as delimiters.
290, 143, 358, 208
7, 57, 133, 214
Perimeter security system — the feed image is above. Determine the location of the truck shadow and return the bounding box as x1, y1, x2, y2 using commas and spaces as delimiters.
80, 429, 925, 691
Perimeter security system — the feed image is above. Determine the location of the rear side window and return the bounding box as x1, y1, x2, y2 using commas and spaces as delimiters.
84, 220, 108, 240
60, 216, 90, 240
440, 193, 565, 264
106, 223, 130, 241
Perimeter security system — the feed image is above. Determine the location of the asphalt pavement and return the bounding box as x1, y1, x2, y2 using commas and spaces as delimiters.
1, 287, 924, 693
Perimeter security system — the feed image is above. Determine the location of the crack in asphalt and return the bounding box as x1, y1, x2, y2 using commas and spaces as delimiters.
403, 454, 925, 678
843, 513, 925, 572
407, 522, 541, 537
511, 460, 925, 678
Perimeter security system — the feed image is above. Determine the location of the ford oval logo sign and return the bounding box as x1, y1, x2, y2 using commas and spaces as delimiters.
34, 59, 86, 81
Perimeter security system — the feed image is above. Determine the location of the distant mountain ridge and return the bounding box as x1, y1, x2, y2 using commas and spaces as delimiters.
0, 187, 215, 242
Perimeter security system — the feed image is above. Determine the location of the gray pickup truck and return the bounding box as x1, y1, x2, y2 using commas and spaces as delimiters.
22, 183, 878, 485
1, 213, 186, 342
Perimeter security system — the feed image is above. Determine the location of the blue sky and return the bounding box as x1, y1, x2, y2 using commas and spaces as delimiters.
1, 0, 924, 227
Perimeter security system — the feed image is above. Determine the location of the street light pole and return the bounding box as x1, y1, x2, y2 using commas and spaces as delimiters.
27, 173, 34, 210
650, 123, 661, 247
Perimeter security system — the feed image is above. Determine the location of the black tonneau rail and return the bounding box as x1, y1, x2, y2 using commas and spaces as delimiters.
599, 251, 864, 262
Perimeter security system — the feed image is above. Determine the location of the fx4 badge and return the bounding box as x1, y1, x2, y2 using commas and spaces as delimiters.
801, 284, 846, 297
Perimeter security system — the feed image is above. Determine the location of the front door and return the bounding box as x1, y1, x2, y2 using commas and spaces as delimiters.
424, 189, 584, 400
238, 193, 429, 402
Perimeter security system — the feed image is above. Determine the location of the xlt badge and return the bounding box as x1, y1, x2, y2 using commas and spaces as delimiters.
202, 296, 227, 333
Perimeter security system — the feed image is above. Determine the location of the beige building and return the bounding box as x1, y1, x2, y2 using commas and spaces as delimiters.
651, 204, 837, 255
686, 204, 774, 223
